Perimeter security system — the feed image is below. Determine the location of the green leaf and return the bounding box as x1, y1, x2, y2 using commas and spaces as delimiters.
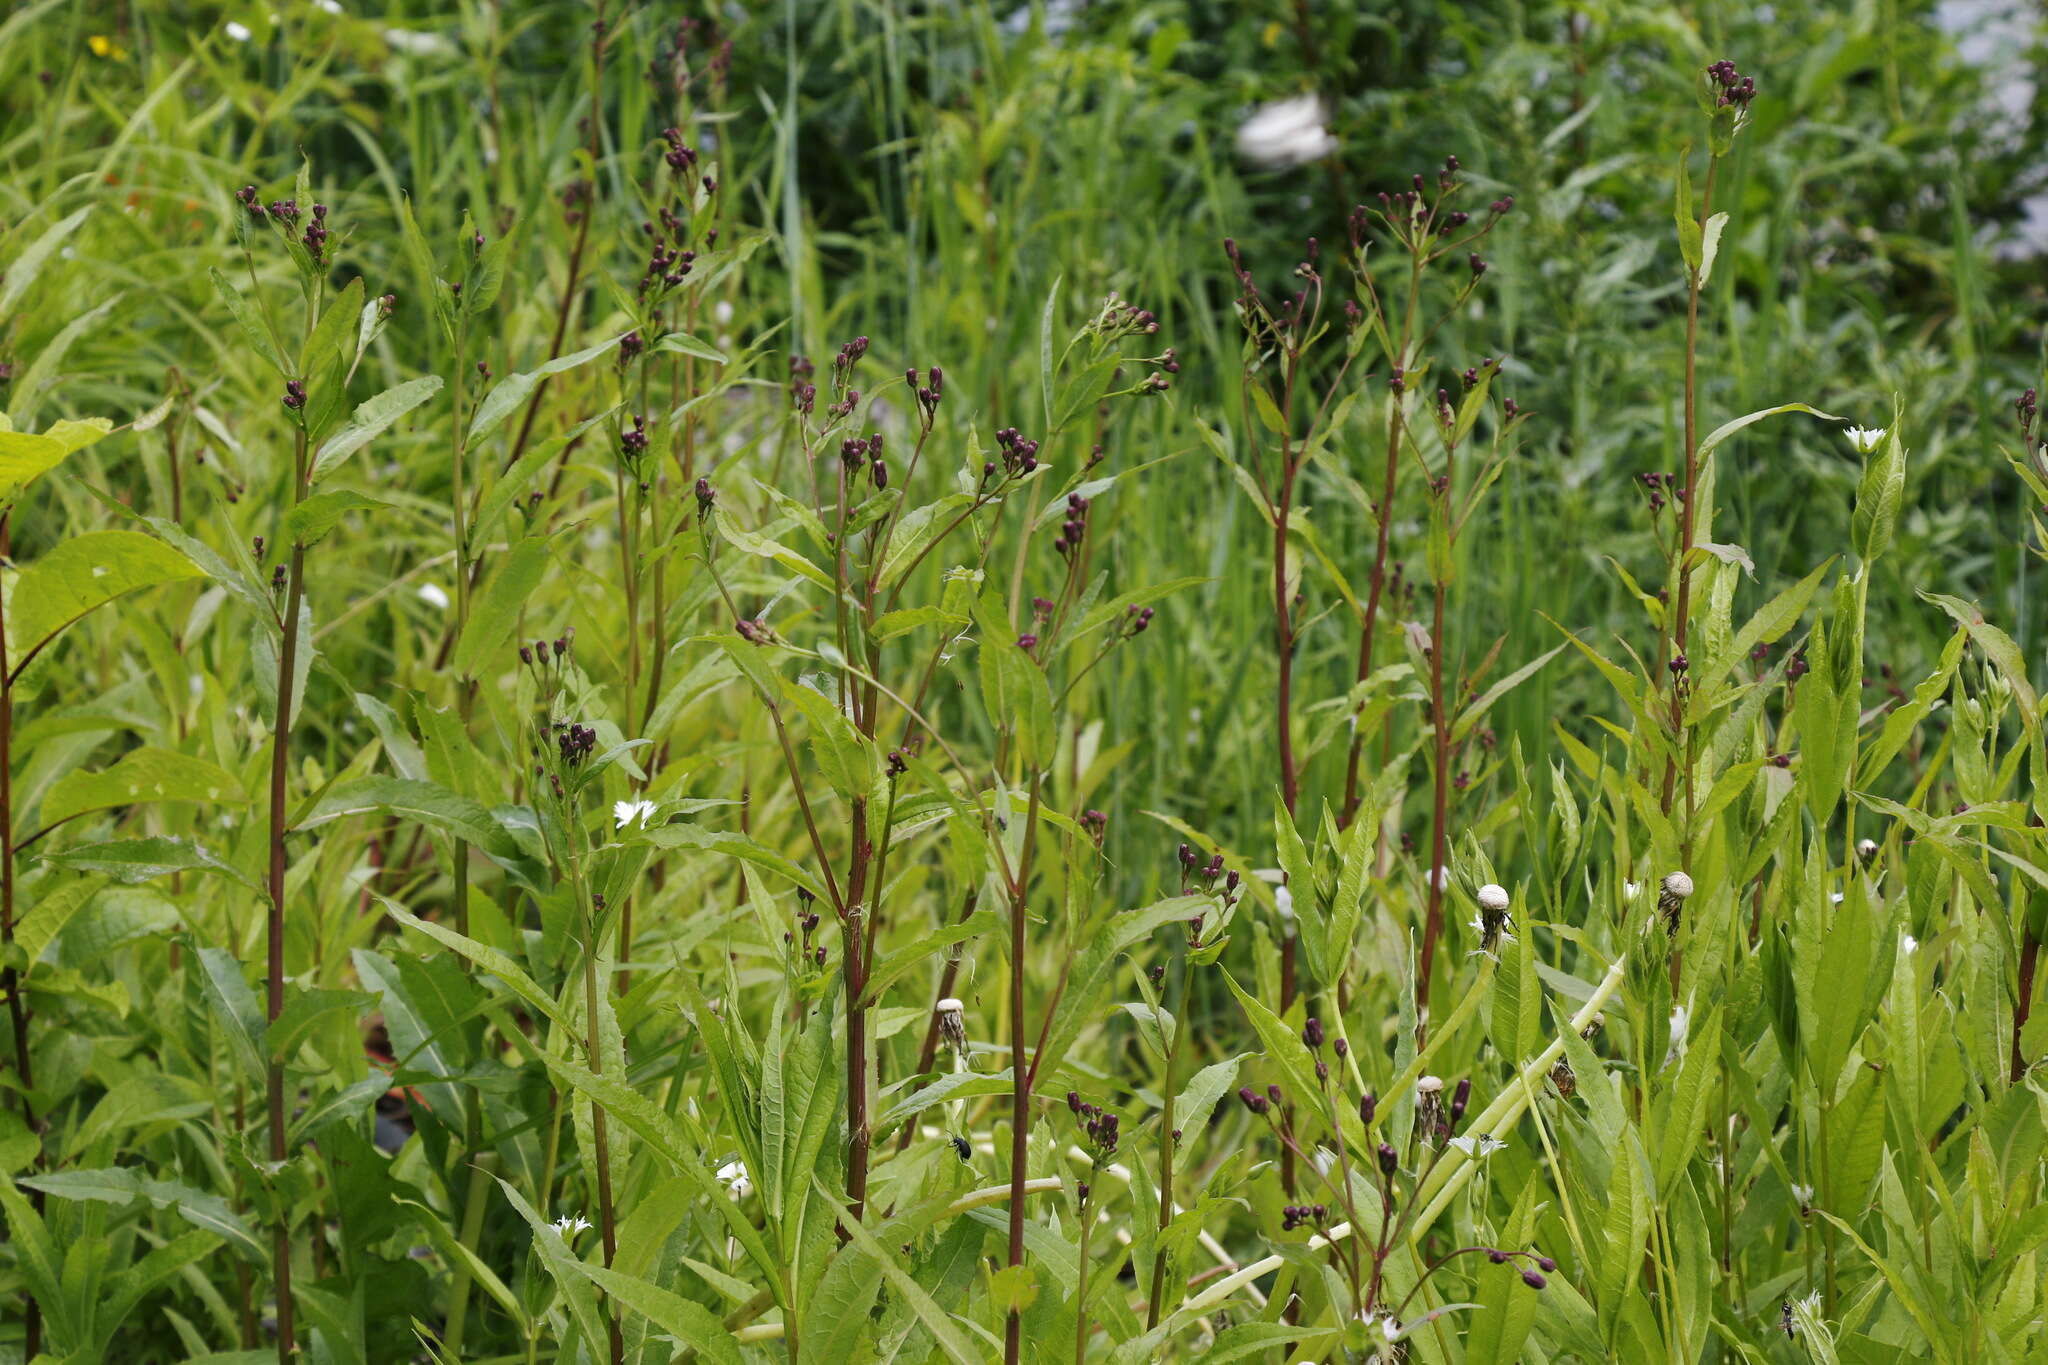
208, 267, 286, 376
268, 987, 374, 1061
38, 746, 246, 830
783, 679, 877, 802
652, 331, 727, 364
309, 374, 443, 482
1695, 402, 1843, 461
0, 417, 112, 505
573, 1262, 745, 1365
1697, 211, 1730, 285
37, 836, 256, 891
1596, 1138, 1649, 1348
1852, 405, 1907, 564
467, 334, 625, 444
1674, 153, 1702, 270
1488, 929, 1541, 1064
297, 776, 518, 857
453, 535, 551, 679
826, 1185, 980, 1365
284, 488, 394, 547
195, 946, 267, 1080
22, 1167, 264, 1262
976, 610, 1053, 767
8, 531, 205, 674
0, 206, 92, 316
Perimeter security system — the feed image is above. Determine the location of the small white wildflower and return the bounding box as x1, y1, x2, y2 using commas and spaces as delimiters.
1830, 891, 1844, 904
1665, 1004, 1690, 1066
1379, 1313, 1402, 1343
1900, 932, 1918, 956
1623, 880, 1642, 900
1235, 95, 1338, 168
1844, 426, 1887, 454
224, 19, 253, 41
1427, 865, 1451, 891
1448, 1133, 1507, 1158
713, 299, 734, 326
416, 583, 450, 610
552, 1214, 592, 1237
715, 1159, 752, 1200
1274, 885, 1295, 921
1790, 1182, 1813, 1207
613, 799, 657, 830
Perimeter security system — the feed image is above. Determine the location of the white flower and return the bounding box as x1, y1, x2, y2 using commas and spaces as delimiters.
224, 20, 253, 41
1426, 865, 1451, 891
1665, 1005, 1689, 1066
613, 799, 657, 830
713, 299, 734, 327
382, 27, 454, 55
552, 1214, 592, 1237
315, 0, 343, 12
1235, 95, 1338, 169
1448, 1133, 1507, 1158
1274, 885, 1295, 921
1623, 880, 1642, 900
1830, 891, 1844, 904
416, 583, 450, 610
716, 1159, 752, 1199
1900, 932, 1918, 955
1790, 1183, 1813, 1206
1844, 426, 1887, 454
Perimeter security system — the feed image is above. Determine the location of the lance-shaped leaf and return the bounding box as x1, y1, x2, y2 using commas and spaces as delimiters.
296, 776, 518, 857
467, 334, 625, 444
309, 374, 444, 482
284, 488, 395, 547
22, 1167, 265, 1262
8, 530, 204, 678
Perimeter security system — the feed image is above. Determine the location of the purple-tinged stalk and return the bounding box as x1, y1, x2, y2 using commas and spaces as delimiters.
1662, 59, 1758, 995
0, 513, 40, 1361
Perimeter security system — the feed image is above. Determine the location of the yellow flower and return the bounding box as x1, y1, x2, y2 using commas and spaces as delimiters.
87, 34, 113, 57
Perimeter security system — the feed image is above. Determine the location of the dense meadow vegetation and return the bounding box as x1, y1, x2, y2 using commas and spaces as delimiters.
4, 1, 2048, 1361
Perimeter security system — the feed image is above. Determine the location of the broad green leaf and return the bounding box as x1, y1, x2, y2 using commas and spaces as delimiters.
467, 334, 625, 444
37, 836, 254, 890
284, 488, 394, 547
1695, 401, 1843, 461
22, 1167, 263, 1262
209, 267, 286, 376
38, 746, 246, 830
297, 776, 518, 857
309, 374, 444, 482
8, 531, 204, 673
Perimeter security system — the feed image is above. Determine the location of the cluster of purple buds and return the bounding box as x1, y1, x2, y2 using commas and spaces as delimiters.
1176, 843, 1238, 902
235, 185, 266, 218
1119, 604, 1155, 640
907, 366, 944, 420
789, 354, 817, 416
886, 748, 909, 778
299, 202, 330, 264
660, 126, 698, 173
990, 426, 1040, 481
2017, 388, 2038, 442
1639, 469, 1679, 514
636, 231, 695, 299
1489, 196, 1515, 217
378, 293, 397, 319
620, 413, 649, 462
840, 431, 887, 487
1079, 808, 1107, 844
1066, 1092, 1120, 1157
1706, 59, 1757, 108
555, 720, 598, 767
1280, 1202, 1328, 1232
1236, 1085, 1273, 1117
694, 477, 717, 522
832, 335, 869, 383
282, 379, 307, 411
1468, 252, 1488, 279
1091, 292, 1160, 340
1053, 493, 1090, 559
619, 330, 646, 367
560, 179, 591, 227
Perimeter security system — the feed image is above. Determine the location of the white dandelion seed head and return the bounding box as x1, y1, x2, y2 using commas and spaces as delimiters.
1661, 871, 1694, 900
1477, 883, 1510, 913
1416, 1074, 1444, 1095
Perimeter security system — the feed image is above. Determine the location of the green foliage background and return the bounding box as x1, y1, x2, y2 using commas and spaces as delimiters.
2, 1, 2047, 1362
